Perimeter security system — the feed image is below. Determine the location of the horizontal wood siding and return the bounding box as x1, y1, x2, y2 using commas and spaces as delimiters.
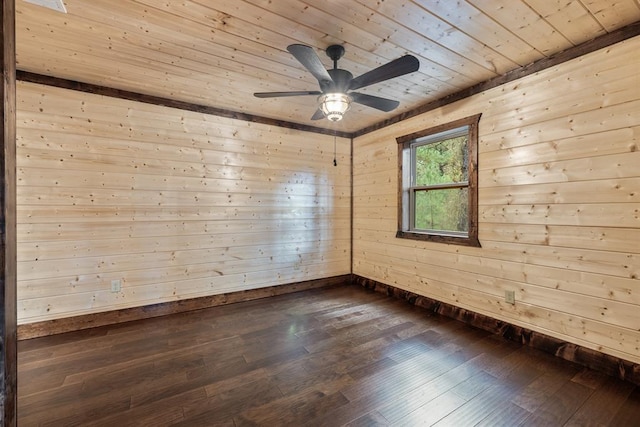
16, 82, 351, 324
352, 37, 640, 364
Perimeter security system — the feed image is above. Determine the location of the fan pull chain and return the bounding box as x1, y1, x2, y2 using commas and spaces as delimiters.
333, 134, 337, 167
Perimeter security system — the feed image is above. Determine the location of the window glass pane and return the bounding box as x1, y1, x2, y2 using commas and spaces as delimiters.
415, 135, 468, 186
414, 188, 468, 233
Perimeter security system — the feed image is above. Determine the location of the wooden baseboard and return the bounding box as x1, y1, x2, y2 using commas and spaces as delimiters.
19, 273, 639, 386
17, 275, 351, 340
353, 275, 640, 386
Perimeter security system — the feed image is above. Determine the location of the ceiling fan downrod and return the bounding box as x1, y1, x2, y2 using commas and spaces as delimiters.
325, 45, 345, 70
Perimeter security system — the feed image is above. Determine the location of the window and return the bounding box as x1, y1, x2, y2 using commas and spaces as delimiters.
396, 114, 481, 247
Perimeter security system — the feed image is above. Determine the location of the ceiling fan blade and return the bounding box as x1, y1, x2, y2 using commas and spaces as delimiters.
254, 90, 322, 98
310, 109, 325, 120
349, 55, 419, 91
287, 44, 333, 84
350, 92, 400, 112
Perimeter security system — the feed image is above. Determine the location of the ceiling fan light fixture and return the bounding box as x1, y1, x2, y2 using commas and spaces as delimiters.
319, 93, 352, 121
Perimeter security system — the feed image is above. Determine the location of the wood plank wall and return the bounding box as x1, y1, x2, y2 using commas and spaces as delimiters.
353, 36, 640, 365
15, 81, 351, 324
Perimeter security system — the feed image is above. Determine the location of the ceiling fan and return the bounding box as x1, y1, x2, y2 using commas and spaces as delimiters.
254, 44, 420, 122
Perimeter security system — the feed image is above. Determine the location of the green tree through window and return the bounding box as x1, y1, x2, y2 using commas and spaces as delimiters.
397, 114, 480, 247
414, 135, 468, 233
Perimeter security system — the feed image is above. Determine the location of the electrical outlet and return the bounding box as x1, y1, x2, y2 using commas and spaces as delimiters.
111, 279, 122, 293
505, 290, 515, 305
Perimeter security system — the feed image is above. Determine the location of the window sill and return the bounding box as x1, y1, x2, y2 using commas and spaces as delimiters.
396, 230, 481, 247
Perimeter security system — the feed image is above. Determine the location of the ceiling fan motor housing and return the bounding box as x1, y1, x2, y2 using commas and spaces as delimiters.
322, 69, 353, 93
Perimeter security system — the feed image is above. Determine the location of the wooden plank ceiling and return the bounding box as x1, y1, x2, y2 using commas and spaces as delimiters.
16, 0, 640, 133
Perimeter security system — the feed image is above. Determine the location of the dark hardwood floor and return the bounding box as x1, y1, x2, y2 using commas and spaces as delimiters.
17, 284, 640, 426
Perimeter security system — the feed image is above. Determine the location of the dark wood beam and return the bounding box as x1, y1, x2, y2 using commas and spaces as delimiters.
17, 21, 640, 142
354, 20, 640, 137
15, 71, 353, 139
0, 0, 16, 424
